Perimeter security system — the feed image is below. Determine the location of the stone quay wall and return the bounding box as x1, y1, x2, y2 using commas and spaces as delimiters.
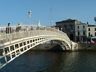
77, 43, 96, 51
30, 43, 96, 51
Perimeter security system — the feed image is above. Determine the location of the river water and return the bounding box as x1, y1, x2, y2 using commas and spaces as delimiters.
0, 51, 96, 72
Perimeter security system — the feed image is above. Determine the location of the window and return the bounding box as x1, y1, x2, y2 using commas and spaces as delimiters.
78, 31, 80, 35
83, 25, 85, 28
95, 32, 96, 36
88, 28, 90, 31
83, 31, 85, 35
70, 25, 73, 30
78, 26, 79, 29
59, 26, 61, 30
89, 32, 90, 36
64, 25, 67, 31
95, 28, 96, 31
63, 26, 65, 31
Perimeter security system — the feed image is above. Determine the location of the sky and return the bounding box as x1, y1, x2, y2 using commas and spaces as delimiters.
0, 0, 96, 26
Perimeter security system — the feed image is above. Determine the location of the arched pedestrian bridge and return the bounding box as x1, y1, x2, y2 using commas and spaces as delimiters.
0, 24, 72, 69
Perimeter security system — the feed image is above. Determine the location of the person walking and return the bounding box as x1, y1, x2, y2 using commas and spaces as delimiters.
16, 24, 21, 32
6, 23, 12, 34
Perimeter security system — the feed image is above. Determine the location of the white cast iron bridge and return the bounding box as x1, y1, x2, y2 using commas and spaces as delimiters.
0, 24, 72, 69
0, 11, 73, 69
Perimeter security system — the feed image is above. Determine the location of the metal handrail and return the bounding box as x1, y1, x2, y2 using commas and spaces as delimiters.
0, 25, 70, 45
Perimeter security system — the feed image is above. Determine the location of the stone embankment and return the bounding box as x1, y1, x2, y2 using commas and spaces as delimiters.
77, 43, 96, 51
71, 41, 96, 51
31, 42, 96, 51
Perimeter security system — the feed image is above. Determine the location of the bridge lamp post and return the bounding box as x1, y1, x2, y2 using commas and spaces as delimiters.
51, 20, 53, 27
38, 21, 41, 27
28, 11, 32, 20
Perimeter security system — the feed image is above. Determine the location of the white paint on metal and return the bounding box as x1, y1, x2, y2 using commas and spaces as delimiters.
0, 25, 71, 69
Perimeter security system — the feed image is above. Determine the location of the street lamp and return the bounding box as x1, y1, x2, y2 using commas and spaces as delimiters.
21, 11, 40, 26
28, 11, 32, 19
51, 20, 53, 27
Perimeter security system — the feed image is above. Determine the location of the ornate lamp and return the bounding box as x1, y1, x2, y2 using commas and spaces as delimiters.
28, 11, 32, 19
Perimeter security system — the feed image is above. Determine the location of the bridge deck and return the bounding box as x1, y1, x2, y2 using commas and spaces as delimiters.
0, 25, 71, 69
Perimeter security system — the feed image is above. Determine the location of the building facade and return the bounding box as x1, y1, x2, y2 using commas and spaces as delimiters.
56, 19, 82, 41
75, 23, 87, 42
87, 25, 96, 37
56, 19, 96, 42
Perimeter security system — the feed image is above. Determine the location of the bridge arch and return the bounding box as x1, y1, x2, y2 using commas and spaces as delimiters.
0, 25, 71, 69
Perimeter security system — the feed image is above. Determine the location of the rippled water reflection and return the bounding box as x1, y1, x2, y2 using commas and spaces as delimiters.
1, 51, 96, 72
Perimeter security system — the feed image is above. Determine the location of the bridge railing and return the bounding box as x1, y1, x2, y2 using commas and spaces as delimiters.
0, 25, 69, 45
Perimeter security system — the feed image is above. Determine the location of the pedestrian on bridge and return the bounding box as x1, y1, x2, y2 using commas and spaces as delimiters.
30, 26, 33, 30
25, 26, 28, 31
6, 23, 12, 34
16, 24, 22, 32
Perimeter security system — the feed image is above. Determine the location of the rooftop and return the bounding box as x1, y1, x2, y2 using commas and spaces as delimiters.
56, 19, 80, 24
88, 25, 96, 27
